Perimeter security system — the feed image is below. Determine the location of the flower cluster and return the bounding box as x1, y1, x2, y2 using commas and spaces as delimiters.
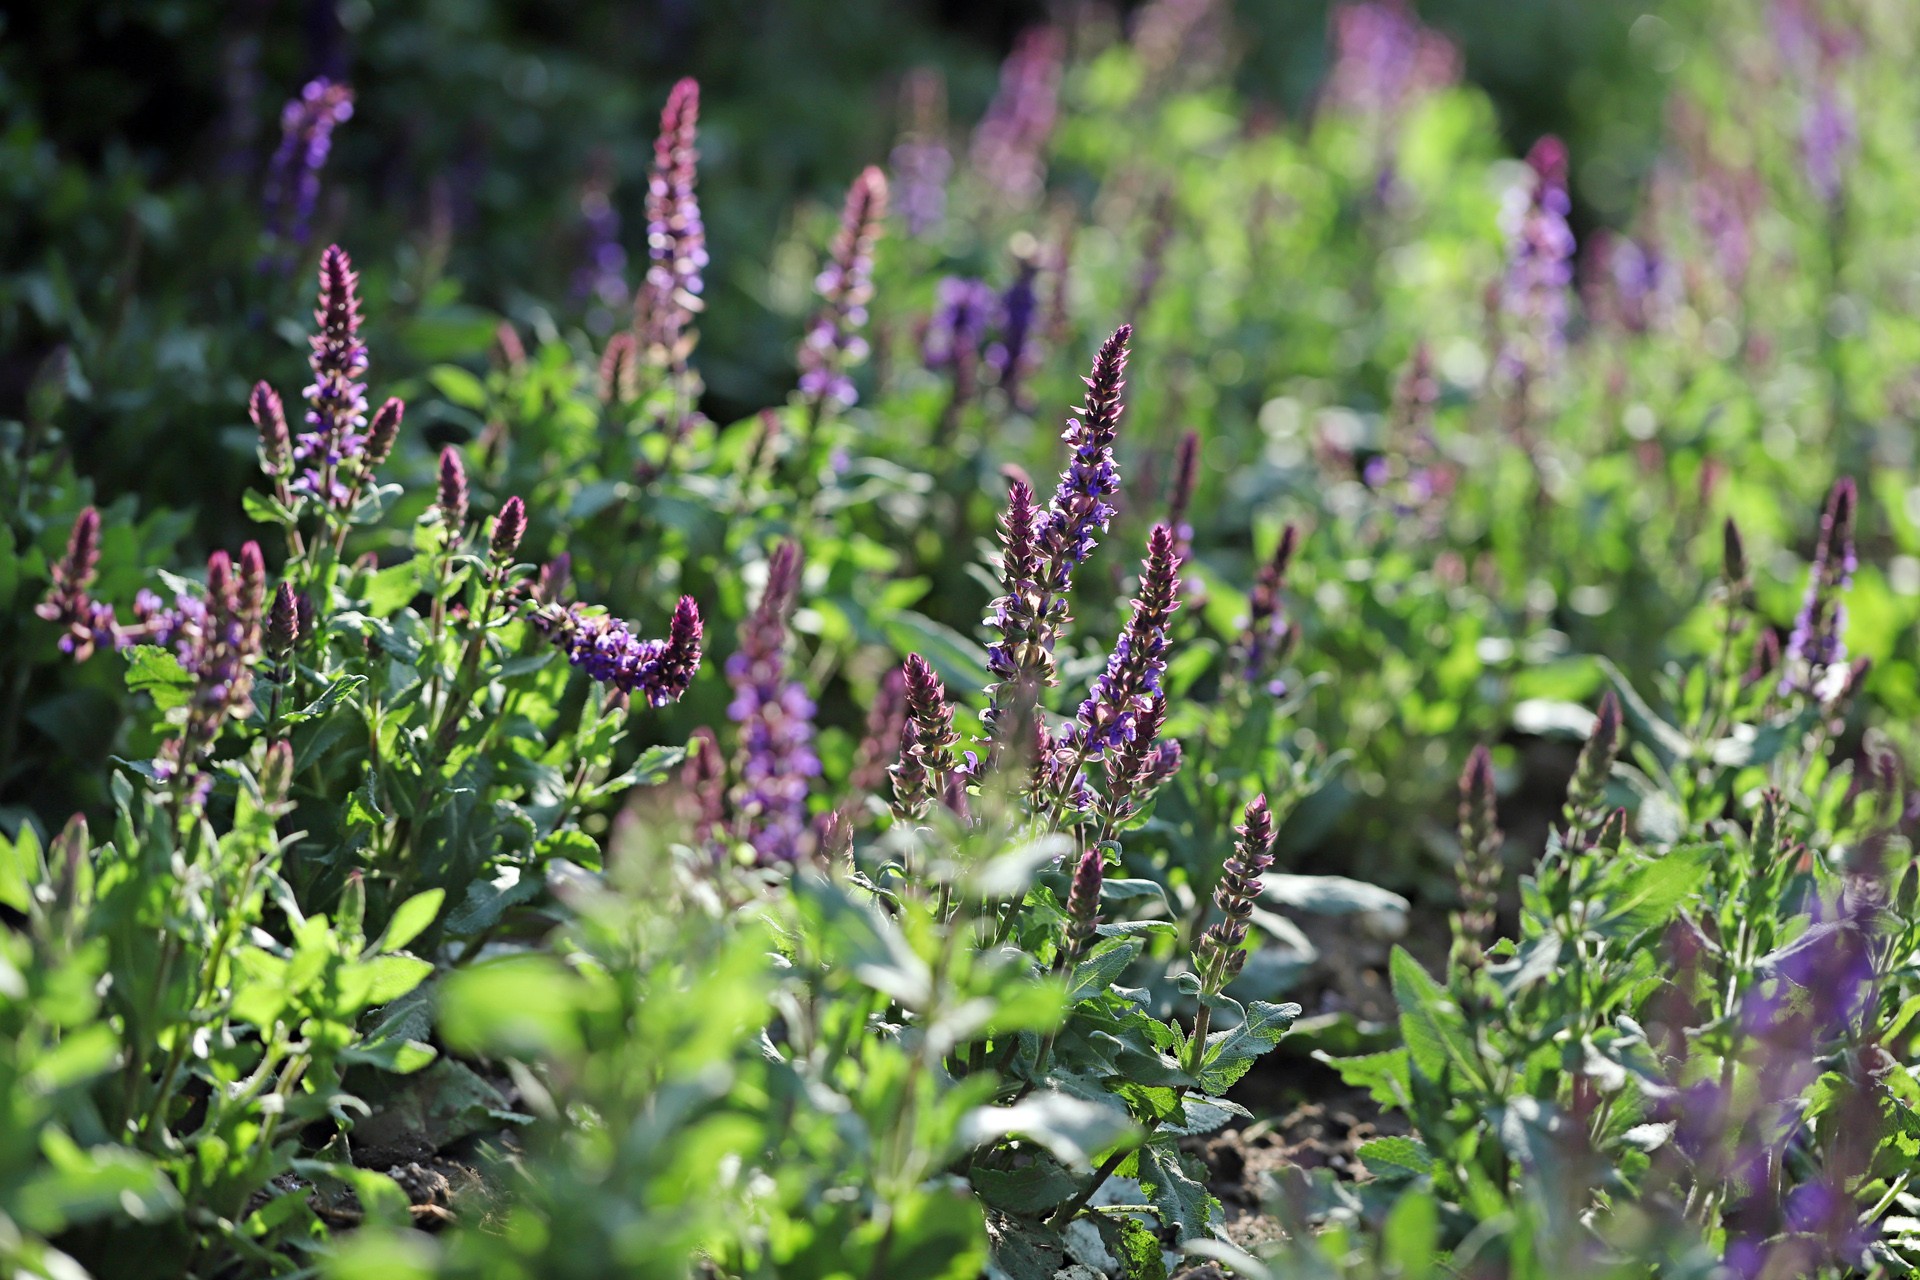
637, 78, 706, 364
41, 507, 271, 801
1779, 476, 1857, 701
968, 27, 1062, 210
1495, 136, 1576, 393
531, 594, 703, 709
263, 78, 354, 258
726, 542, 819, 863
798, 167, 888, 410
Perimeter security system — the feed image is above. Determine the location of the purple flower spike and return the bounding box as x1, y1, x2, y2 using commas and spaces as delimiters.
365, 396, 404, 467
1039, 326, 1131, 591
533, 593, 704, 709
292, 246, 371, 509
1801, 82, 1856, 209
1779, 477, 1858, 701
989, 252, 1041, 405
1496, 136, 1576, 393
1071, 524, 1181, 759
36, 507, 116, 660
637, 78, 706, 364
890, 654, 961, 818
727, 542, 819, 864
268, 581, 301, 659
984, 479, 1048, 737
969, 28, 1062, 210
923, 276, 997, 374
799, 167, 889, 410
1196, 795, 1276, 987
1237, 524, 1299, 690
1064, 845, 1104, 955
251, 382, 292, 477
437, 447, 469, 531
263, 78, 354, 258
490, 496, 527, 563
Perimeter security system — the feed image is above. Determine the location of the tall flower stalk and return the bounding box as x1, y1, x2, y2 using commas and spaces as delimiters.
1495, 136, 1575, 417
636, 78, 706, 373
798, 167, 888, 424
1779, 477, 1858, 702
727, 542, 819, 864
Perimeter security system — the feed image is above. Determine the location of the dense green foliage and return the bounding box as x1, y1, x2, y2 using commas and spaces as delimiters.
7, 1, 1920, 1277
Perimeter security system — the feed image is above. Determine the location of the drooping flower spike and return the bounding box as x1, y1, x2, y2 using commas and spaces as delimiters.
531, 593, 704, 709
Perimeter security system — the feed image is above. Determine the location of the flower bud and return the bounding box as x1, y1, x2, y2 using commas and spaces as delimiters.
490, 496, 527, 562
250, 382, 292, 477
261, 739, 295, 808
365, 396, 404, 465
268, 582, 301, 659
438, 447, 469, 530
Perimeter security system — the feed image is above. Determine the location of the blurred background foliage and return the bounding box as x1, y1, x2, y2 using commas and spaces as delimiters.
3, 0, 1679, 441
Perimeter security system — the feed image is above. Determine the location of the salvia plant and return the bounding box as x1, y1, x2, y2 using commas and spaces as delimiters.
11, 1, 1920, 1278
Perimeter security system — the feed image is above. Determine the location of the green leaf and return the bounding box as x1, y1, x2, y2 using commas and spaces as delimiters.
375, 889, 445, 954
1195, 999, 1301, 1094
1595, 846, 1713, 939
1067, 937, 1142, 1003
1356, 1134, 1434, 1179
956, 1092, 1135, 1169
1261, 873, 1409, 917
1136, 1131, 1219, 1240
1389, 947, 1485, 1091
1116, 1216, 1170, 1280
0, 824, 42, 912
123, 645, 192, 710
1316, 1048, 1412, 1108
882, 612, 992, 692
362, 560, 423, 615
241, 488, 298, 528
